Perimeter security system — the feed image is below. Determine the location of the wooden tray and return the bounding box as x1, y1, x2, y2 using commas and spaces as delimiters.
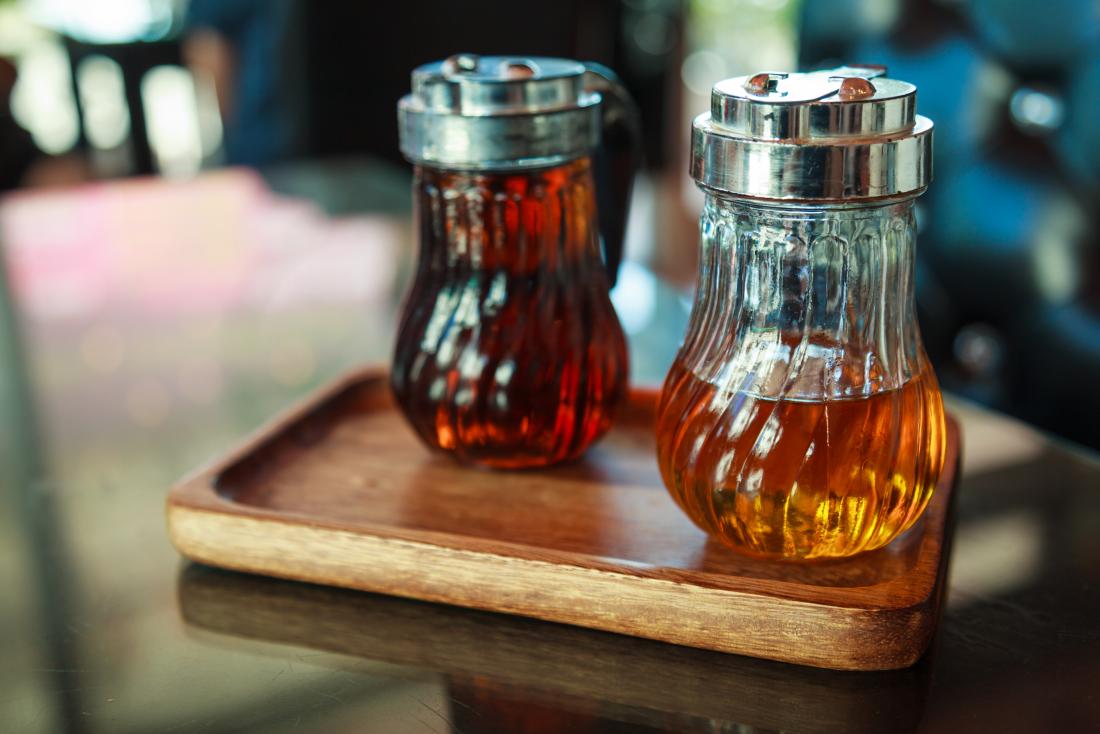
167, 366, 960, 671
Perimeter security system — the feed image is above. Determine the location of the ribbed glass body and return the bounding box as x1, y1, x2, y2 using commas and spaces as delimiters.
392, 157, 628, 468
657, 194, 946, 559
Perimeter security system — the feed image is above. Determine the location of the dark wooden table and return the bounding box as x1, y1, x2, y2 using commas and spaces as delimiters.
0, 163, 1097, 733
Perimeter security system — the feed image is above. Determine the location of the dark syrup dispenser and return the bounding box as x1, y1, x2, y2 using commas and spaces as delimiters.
394, 54, 640, 468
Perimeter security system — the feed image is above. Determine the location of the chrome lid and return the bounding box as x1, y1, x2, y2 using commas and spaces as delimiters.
692, 66, 934, 201
398, 54, 602, 170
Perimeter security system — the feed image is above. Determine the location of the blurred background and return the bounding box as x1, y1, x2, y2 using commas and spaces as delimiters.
2, 0, 1098, 447
0, 1, 1099, 732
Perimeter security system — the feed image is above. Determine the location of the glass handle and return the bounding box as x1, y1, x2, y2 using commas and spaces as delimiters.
583, 63, 641, 287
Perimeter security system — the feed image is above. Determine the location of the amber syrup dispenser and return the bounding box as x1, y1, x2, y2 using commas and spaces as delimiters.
658, 67, 946, 560
394, 55, 639, 468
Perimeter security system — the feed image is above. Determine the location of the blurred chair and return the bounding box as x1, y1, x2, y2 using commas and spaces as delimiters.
64, 38, 182, 175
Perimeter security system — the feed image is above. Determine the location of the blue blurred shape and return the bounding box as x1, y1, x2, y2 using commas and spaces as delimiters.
967, 0, 1100, 70
800, 0, 902, 53
928, 156, 1088, 316
854, 34, 1011, 174
1058, 50, 1100, 188
1009, 87, 1064, 135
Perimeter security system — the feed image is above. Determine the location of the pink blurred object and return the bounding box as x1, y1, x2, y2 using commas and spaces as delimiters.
0, 168, 401, 322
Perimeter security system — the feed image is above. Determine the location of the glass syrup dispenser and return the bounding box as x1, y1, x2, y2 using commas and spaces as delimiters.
658, 67, 946, 560
394, 54, 639, 468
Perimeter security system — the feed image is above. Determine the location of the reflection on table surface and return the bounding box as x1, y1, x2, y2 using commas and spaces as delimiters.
1, 164, 1098, 733
178, 564, 928, 734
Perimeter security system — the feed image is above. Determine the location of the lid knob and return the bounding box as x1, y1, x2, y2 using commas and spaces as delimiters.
444, 53, 480, 74
836, 76, 876, 100
743, 72, 788, 96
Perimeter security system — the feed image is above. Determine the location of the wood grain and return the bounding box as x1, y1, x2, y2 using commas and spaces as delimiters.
167, 366, 961, 671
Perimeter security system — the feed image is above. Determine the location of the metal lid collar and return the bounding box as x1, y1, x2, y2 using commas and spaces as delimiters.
692, 65, 934, 201
399, 54, 602, 171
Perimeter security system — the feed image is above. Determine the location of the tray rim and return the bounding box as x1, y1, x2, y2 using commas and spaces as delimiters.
167, 364, 960, 670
